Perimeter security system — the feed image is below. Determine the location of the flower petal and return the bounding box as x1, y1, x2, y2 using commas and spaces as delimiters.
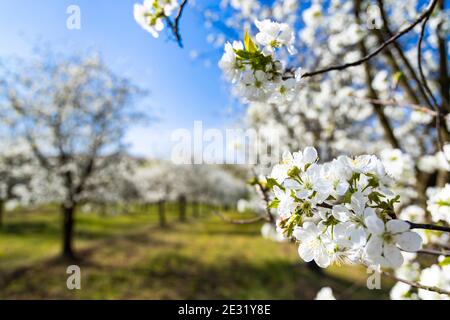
273, 185, 284, 199
332, 205, 349, 222
384, 244, 404, 269
386, 219, 410, 234
315, 249, 331, 268
365, 237, 383, 257
303, 147, 318, 164
394, 231, 423, 252
365, 215, 385, 235
298, 245, 314, 262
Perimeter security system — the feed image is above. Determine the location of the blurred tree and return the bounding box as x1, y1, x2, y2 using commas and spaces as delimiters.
0, 142, 35, 228
0, 52, 144, 259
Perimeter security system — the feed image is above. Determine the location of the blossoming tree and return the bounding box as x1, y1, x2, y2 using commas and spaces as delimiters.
134, 0, 450, 298
0, 52, 143, 259
134, 160, 248, 207
0, 141, 36, 227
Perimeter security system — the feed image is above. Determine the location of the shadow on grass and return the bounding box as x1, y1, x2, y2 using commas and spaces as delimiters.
0, 248, 388, 300
0, 216, 156, 242
0, 221, 60, 237
136, 251, 388, 299
0, 212, 389, 300
0, 220, 129, 241
183, 221, 262, 237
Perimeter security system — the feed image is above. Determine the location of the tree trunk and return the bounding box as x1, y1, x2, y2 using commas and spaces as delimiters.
158, 200, 166, 227
62, 204, 76, 260
0, 200, 4, 229
353, 0, 401, 150
178, 195, 186, 222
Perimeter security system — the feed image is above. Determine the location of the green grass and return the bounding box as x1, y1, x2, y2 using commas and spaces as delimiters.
0, 206, 392, 299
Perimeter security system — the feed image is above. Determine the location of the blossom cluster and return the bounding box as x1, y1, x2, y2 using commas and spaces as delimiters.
418, 150, 450, 174
390, 255, 450, 300
314, 287, 336, 300
427, 184, 450, 225
267, 146, 423, 269
134, 0, 179, 38
219, 19, 301, 104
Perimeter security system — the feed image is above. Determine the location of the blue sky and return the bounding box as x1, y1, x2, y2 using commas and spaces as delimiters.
0, 0, 238, 158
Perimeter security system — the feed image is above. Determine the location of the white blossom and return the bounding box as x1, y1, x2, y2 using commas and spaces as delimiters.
293, 222, 332, 268
134, 0, 165, 38
218, 41, 244, 83
365, 217, 422, 269
400, 205, 426, 223
427, 184, 450, 224
314, 287, 336, 300
268, 146, 423, 270
418, 264, 450, 300
254, 19, 296, 55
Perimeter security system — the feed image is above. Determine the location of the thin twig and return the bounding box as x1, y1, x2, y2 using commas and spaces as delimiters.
165, 0, 188, 47
351, 0, 402, 151
417, 248, 450, 257
402, 247, 450, 256
301, 0, 439, 78
251, 169, 275, 223
355, 97, 438, 116
318, 202, 333, 210
417, 13, 441, 111
407, 221, 450, 233
213, 211, 266, 224
376, 0, 435, 109
318, 204, 450, 233
318, 203, 450, 233
417, 4, 443, 151
383, 270, 450, 296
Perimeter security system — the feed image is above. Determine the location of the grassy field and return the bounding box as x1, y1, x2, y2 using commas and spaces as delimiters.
0, 205, 392, 299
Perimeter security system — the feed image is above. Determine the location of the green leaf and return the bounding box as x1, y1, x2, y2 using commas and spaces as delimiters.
439, 257, 450, 266
389, 195, 401, 206
234, 49, 254, 59
342, 191, 353, 204
393, 71, 403, 86
247, 177, 258, 186
368, 191, 385, 204
244, 30, 258, 53
268, 199, 280, 209
266, 177, 283, 190
287, 166, 300, 178
436, 200, 450, 207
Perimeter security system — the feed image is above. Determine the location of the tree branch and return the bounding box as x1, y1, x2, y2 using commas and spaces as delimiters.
417, 248, 450, 257
317, 204, 450, 233
417, 7, 441, 112
165, 0, 188, 47
252, 169, 276, 224
383, 270, 450, 296
402, 247, 450, 256
407, 221, 450, 233
436, 0, 450, 112
417, 6, 445, 152
352, 0, 401, 150
376, 0, 435, 109
355, 97, 438, 116
301, 0, 439, 79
